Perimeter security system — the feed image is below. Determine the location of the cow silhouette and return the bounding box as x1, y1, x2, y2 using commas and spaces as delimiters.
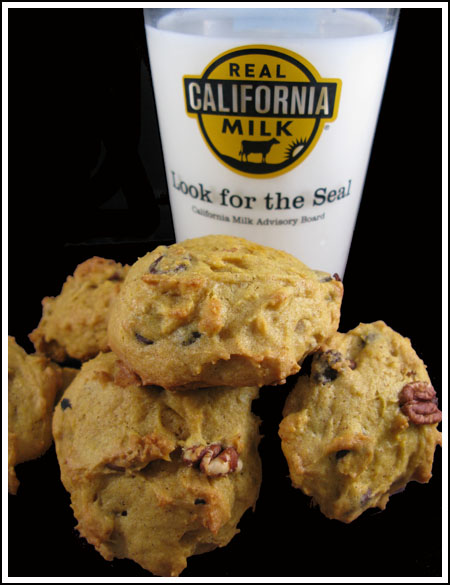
239, 137, 280, 163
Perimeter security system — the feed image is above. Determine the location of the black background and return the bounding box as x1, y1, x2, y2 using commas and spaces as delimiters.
8, 7, 444, 578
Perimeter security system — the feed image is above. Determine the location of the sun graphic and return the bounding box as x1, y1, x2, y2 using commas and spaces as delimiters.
284, 138, 309, 161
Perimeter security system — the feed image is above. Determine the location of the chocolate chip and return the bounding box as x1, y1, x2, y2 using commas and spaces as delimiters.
195, 498, 206, 505
360, 332, 378, 347
149, 255, 164, 273
314, 350, 343, 384
324, 350, 342, 365
121, 511, 128, 516
360, 489, 372, 506
333, 273, 341, 282
105, 463, 126, 472
60, 398, 72, 411
149, 254, 189, 275
135, 332, 153, 345
335, 450, 350, 459
183, 331, 202, 346
316, 366, 339, 384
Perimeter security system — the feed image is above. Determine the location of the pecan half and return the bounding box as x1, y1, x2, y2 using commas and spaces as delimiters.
399, 381, 442, 425
182, 444, 220, 466
399, 382, 438, 405
182, 444, 242, 476
200, 446, 241, 476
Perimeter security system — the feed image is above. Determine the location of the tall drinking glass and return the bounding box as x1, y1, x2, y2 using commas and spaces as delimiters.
144, 8, 399, 277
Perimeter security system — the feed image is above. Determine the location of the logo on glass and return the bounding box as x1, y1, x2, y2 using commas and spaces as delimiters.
184, 45, 342, 178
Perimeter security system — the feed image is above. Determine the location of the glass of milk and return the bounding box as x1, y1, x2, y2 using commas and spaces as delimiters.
144, 8, 399, 277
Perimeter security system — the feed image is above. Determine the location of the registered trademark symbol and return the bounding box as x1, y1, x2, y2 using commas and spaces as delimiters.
325, 124, 330, 130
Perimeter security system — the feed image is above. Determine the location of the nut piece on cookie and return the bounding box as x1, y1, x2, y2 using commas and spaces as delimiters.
279, 321, 442, 523
107, 235, 343, 390
29, 257, 129, 363
8, 336, 63, 494
182, 443, 242, 476
52, 351, 261, 577
398, 381, 442, 425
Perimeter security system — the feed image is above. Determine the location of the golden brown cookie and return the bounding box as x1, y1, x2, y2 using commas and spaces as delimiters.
279, 321, 442, 523
52, 352, 262, 576
8, 336, 62, 494
30, 257, 129, 362
107, 235, 343, 390
55, 366, 80, 404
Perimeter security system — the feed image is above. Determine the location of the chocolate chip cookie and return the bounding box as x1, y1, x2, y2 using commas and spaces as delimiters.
279, 321, 442, 523
52, 352, 262, 576
107, 235, 343, 390
8, 336, 63, 494
30, 257, 129, 362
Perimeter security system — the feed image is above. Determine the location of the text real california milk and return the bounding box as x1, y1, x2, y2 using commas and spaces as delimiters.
145, 8, 397, 276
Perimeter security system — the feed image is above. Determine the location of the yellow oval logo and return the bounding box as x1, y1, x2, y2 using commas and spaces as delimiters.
184, 45, 342, 178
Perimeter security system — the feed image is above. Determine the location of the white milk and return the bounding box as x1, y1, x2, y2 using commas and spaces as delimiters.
145, 8, 397, 276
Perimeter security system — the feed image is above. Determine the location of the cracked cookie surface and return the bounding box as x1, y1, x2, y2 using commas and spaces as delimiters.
30, 257, 129, 362
52, 352, 261, 577
8, 336, 62, 494
107, 235, 343, 390
279, 321, 442, 523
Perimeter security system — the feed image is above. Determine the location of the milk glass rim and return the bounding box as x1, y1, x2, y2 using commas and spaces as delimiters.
144, 7, 400, 36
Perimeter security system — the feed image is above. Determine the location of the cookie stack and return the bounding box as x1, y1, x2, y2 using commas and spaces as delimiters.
8, 235, 442, 576
8, 256, 128, 494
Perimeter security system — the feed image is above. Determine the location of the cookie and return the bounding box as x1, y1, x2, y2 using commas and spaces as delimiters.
56, 366, 80, 403
30, 256, 129, 363
279, 321, 442, 523
107, 235, 343, 390
8, 336, 62, 494
52, 352, 262, 576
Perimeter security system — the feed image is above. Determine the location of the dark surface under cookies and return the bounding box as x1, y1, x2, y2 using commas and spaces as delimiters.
8, 8, 443, 579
